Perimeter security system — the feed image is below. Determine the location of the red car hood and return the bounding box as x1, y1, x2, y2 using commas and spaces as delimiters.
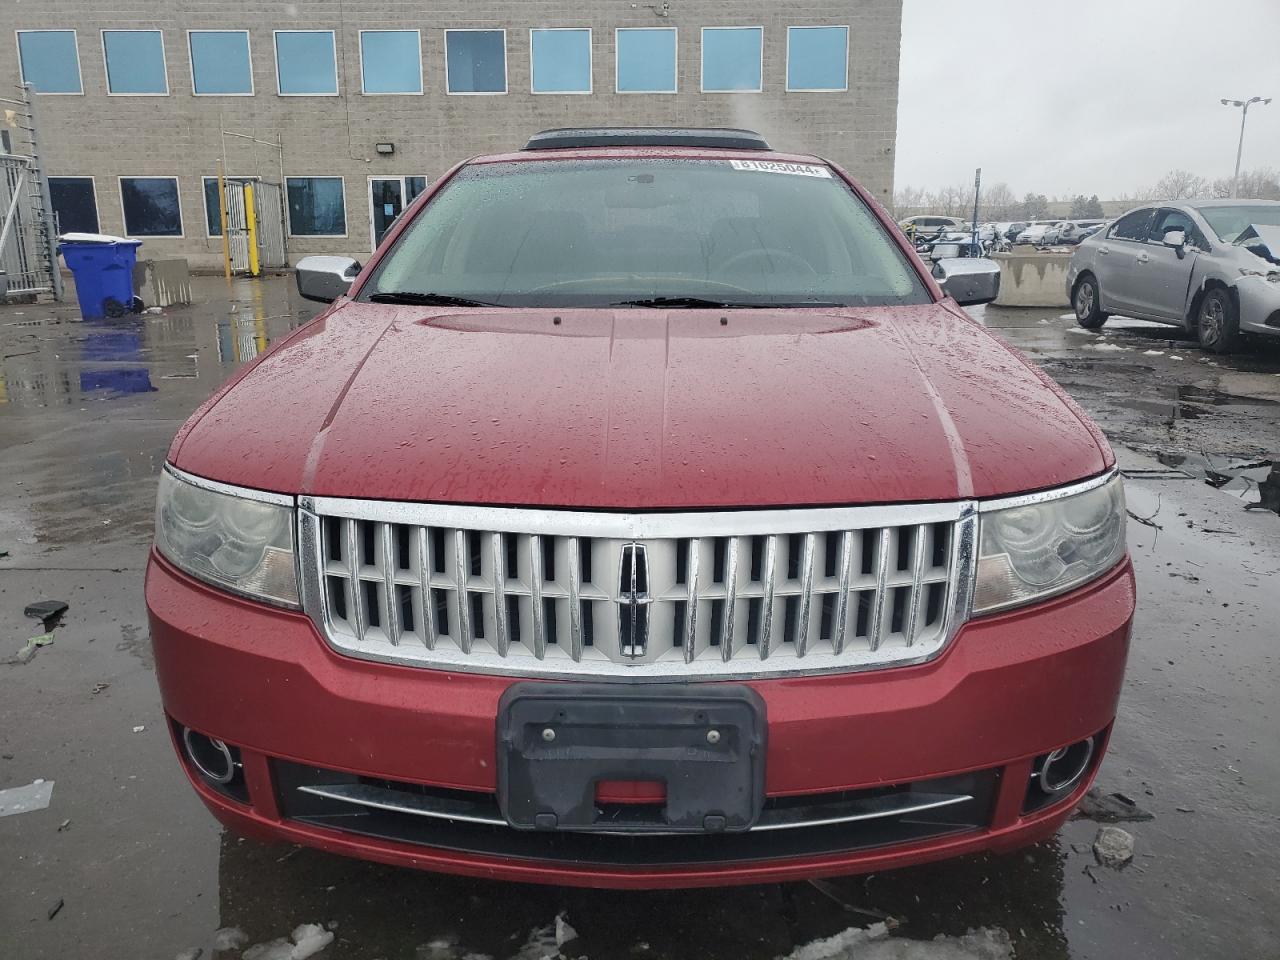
171, 302, 1110, 507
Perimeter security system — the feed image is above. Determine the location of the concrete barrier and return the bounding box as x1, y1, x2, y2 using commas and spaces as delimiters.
992, 251, 1073, 307
133, 259, 192, 308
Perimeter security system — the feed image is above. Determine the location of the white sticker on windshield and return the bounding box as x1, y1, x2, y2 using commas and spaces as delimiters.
729, 159, 832, 178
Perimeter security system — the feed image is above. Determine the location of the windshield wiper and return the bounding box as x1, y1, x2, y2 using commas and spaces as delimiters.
368, 291, 499, 307
611, 296, 848, 309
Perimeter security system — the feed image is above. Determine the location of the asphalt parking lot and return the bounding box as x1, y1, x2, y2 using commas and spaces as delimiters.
2, 277, 1278, 960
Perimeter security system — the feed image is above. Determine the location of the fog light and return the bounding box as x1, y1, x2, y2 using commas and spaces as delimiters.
182, 727, 238, 785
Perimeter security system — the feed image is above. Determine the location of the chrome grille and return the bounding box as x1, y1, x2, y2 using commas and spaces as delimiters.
299, 499, 975, 679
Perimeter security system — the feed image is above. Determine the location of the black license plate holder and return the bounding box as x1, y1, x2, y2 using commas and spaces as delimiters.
497, 682, 766, 833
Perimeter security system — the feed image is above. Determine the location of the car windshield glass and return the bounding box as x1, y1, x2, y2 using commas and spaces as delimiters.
1197, 204, 1280, 242
362, 158, 930, 308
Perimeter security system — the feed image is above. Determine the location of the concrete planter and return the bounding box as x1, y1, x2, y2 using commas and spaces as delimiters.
992, 251, 1073, 308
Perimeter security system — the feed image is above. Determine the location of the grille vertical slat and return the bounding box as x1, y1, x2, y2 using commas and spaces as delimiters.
344, 519, 366, 643
906, 524, 928, 646
380, 522, 401, 646
869, 528, 892, 651
758, 534, 778, 660
567, 537, 583, 661
310, 504, 965, 676
415, 526, 437, 650
720, 536, 739, 663
832, 531, 853, 654
795, 533, 816, 657
684, 538, 700, 663
529, 533, 546, 659
453, 529, 473, 654
491, 533, 509, 655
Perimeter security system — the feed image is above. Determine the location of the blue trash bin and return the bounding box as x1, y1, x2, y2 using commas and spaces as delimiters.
58, 237, 142, 319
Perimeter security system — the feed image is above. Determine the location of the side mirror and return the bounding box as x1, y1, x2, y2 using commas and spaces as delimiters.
1162, 229, 1186, 249
295, 255, 361, 303
933, 257, 1001, 306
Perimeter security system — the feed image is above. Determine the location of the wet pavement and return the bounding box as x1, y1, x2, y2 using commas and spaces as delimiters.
2, 278, 1278, 959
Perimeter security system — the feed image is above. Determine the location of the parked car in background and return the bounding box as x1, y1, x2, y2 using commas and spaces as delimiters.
1015, 222, 1057, 245
1003, 222, 1029, 241
1067, 199, 1280, 352
148, 127, 1131, 889
1058, 220, 1107, 245
899, 215, 967, 238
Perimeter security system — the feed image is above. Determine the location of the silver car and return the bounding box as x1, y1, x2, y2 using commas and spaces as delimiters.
1067, 200, 1280, 352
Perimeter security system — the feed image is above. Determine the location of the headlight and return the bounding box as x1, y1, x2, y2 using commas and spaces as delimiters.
155, 468, 299, 607
973, 474, 1125, 615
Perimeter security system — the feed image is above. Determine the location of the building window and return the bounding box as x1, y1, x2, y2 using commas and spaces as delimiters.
360, 30, 422, 94
407, 177, 428, 200
286, 177, 346, 236
275, 30, 338, 96
48, 177, 99, 234
786, 26, 849, 92
16, 30, 82, 94
530, 29, 591, 94
615, 28, 676, 94
120, 177, 183, 237
701, 27, 762, 93
102, 30, 168, 95
444, 30, 506, 94
189, 30, 253, 95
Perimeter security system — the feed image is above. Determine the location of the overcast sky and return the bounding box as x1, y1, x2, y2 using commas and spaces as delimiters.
896, 0, 1280, 199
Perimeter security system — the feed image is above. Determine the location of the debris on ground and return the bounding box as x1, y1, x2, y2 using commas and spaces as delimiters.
175, 949, 203, 960
132, 725, 146, 733
211, 927, 247, 952
91, 682, 110, 695
24, 599, 69, 623
807, 878, 900, 925
1073, 788, 1154, 823
555, 913, 579, 949
47, 897, 65, 920
13, 632, 54, 663
242, 923, 335, 960
57, 818, 71, 831
777, 924, 1013, 959
0, 779, 54, 817
1093, 826, 1136, 869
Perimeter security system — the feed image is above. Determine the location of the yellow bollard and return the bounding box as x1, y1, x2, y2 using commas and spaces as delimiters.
244, 182, 260, 278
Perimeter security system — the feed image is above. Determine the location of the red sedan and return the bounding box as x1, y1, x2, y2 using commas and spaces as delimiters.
147, 127, 1134, 888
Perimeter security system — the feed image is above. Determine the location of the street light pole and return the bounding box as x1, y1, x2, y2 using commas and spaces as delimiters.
1220, 96, 1272, 198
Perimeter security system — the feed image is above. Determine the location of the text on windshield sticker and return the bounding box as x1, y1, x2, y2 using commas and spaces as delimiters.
729, 160, 832, 178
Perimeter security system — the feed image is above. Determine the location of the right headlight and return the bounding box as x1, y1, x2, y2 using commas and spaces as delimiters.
973, 473, 1126, 615
154, 468, 299, 607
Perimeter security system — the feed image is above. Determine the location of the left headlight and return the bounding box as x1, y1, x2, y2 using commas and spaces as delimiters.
973, 473, 1126, 615
155, 468, 299, 608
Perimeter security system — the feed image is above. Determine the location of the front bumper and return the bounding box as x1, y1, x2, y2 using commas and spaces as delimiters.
147, 551, 1134, 888
1234, 275, 1280, 334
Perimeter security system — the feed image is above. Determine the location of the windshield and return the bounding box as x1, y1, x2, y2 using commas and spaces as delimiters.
362, 158, 930, 308
1197, 204, 1280, 242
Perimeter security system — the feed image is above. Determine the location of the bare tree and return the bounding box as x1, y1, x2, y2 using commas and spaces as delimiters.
1150, 169, 1210, 201
982, 182, 1017, 220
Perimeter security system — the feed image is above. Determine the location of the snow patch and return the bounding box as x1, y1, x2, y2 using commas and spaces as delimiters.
242, 923, 334, 960
779, 925, 1013, 960
1084, 343, 1128, 352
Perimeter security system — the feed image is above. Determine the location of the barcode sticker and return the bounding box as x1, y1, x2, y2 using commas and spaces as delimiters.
729, 159, 832, 178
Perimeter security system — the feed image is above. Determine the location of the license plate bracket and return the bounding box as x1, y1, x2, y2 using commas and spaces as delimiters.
497, 682, 766, 833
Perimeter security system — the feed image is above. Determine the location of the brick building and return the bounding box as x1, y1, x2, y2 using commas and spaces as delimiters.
3, 1, 903, 269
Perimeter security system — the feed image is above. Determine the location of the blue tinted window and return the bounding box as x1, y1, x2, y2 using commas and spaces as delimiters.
786, 26, 848, 91
361, 31, 422, 94
120, 177, 183, 237
203, 179, 221, 236
445, 30, 506, 93
407, 177, 428, 200
276, 31, 337, 95
286, 177, 346, 236
103, 30, 167, 94
49, 177, 99, 234
701, 27, 762, 92
17, 31, 82, 94
190, 31, 253, 95
616, 28, 676, 93
531, 29, 591, 94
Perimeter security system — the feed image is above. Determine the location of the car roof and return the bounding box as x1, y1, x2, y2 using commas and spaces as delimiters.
468, 144, 827, 167
1185, 198, 1280, 209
